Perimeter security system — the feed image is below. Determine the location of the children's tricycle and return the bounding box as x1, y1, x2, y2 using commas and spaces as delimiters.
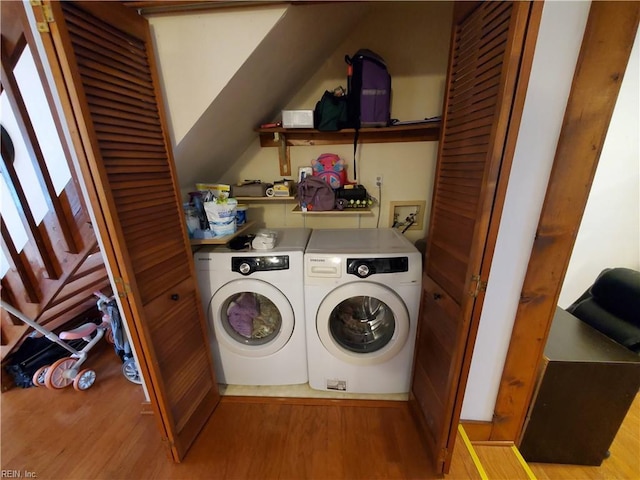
1, 299, 107, 390
1, 292, 141, 390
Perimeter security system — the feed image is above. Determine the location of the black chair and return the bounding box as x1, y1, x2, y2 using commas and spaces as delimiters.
566, 267, 640, 354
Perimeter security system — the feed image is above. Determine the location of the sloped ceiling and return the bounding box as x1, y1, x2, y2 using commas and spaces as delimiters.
167, 3, 370, 189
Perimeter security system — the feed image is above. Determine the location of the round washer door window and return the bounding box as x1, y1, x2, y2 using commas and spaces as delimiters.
316, 282, 409, 365
209, 279, 294, 357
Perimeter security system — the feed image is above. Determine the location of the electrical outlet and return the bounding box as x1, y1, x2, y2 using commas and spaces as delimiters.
376, 175, 383, 187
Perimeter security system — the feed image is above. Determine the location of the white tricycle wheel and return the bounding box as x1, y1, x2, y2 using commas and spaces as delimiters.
122, 358, 142, 384
32, 365, 49, 387
73, 369, 96, 391
44, 357, 76, 389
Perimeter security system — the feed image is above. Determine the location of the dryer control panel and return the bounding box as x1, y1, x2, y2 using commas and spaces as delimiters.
232, 255, 289, 276
346, 257, 409, 278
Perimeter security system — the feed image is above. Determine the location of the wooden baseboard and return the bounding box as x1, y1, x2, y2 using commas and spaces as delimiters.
460, 420, 493, 442
460, 420, 517, 446
220, 395, 408, 408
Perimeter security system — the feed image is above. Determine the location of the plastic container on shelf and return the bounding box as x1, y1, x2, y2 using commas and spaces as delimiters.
235, 204, 248, 226
183, 203, 200, 237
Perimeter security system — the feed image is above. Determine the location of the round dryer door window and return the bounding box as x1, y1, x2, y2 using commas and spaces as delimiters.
209, 279, 294, 357
316, 282, 410, 365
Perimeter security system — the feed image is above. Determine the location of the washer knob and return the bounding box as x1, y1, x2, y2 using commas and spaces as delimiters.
238, 262, 252, 275
356, 264, 370, 278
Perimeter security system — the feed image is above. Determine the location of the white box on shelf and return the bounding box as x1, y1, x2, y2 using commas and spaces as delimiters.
282, 110, 314, 129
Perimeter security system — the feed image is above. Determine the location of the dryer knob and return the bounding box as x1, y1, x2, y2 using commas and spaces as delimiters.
356, 264, 370, 278
238, 262, 252, 275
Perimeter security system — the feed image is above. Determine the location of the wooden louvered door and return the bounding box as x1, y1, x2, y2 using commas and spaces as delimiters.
37, 1, 219, 461
410, 1, 533, 473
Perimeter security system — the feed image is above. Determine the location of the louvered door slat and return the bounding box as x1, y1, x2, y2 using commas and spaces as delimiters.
447, 95, 502, 123
136, 253, 187, 299
439, 179, 487, 192
456, 17, 510, 64
85, 85, 157, 111
112, 181, 173, 195
123, 210, 177, 233
73, 36, 150, 75
442, 143, 493, 156
86, 95, 160, 119
438, 182, 482, 198
445, 111, 495, 133
75, 46, 151, 83
450, 82, 501, 114
99, 135, 166, 148
64, 8, 147, 60
454, 25, 509, 74
451, 70, 502, 100
84, 77, 157, 105
443, 125, 493, 144
89, 104, 160, 126
435, 198, 477, 218
450, 63, 502, 100
92, 114, 159, 133
102, 160, 168, 170
49, 1, 219, 462
94, 124, 163, 141
109, 164, 171, 175
78, 57, 153, 90
101, 142, 167, 154
77, 64, 154, 98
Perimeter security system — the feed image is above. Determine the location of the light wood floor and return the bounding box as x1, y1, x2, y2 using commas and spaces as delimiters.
1, 343, 638, 479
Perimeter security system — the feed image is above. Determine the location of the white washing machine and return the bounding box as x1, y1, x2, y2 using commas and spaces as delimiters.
304, 228, 422, 394
194, 228, 311, 385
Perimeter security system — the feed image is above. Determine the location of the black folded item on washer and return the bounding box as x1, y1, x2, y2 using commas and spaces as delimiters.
228, 235, 255, 250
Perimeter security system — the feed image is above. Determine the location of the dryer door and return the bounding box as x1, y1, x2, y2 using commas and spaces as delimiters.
316, 282, 409, 365
209, 279, 294, 357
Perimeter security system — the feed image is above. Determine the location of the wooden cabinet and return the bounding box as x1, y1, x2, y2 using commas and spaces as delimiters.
519, 307, 640, 465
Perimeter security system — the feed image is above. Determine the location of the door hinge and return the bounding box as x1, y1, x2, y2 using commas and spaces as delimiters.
114, 277, 131, 299
30, 1, 54, 33
438, 447, 448, 463
470, 274, 487, 298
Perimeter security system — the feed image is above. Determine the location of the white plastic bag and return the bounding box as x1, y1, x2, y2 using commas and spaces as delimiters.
204, 198, 237, 236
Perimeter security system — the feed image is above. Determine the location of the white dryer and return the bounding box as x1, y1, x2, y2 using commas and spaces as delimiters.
304, 228, 422, 394
194, 228, 310, 385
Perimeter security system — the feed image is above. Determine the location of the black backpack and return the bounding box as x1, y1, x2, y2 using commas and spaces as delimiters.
343, 49, 392, 179
345, 49, 392, 129
314, 87, 349, 131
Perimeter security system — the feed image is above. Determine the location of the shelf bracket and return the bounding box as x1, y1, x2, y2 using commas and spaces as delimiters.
277, 133, 291, 177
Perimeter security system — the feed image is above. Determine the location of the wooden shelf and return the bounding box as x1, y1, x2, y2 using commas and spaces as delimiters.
257, 123, 440, 147
189, 221, 255, 245
256, 123, 441, 177
292, 206, 372, 215
235, 196, 296, 201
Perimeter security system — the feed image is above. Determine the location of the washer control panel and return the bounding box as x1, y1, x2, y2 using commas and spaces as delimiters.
346, 257, 409, 278
232, 255, 289, 276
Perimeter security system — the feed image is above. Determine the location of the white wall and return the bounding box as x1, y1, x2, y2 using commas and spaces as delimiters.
558, 29, 640, 307
148, 6, 287, 146
461, 1, 592, 421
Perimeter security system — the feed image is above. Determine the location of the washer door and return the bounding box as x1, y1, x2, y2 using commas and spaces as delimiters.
209, 279, 294, 357
316, 282, 410, 365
